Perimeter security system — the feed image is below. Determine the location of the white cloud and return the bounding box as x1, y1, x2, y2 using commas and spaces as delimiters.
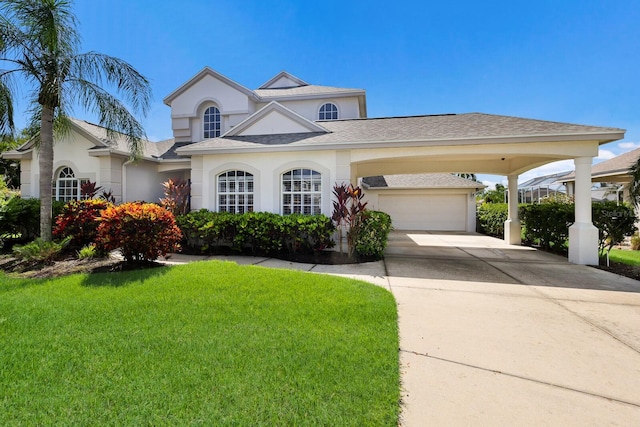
480, 178, 507, 190
618, 142, 640, 150
596, 149, 616, 160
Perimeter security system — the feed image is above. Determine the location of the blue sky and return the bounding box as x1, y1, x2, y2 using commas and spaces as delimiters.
13, 0, 640, 186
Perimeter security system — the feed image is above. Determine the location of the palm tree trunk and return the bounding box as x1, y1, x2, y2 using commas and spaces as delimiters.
39, 105, 55, 242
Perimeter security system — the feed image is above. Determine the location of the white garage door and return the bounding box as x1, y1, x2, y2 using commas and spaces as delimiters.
378, 194, 468, 231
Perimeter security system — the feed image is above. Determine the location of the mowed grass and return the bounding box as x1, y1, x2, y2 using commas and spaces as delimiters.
608, 249, 640, 266
0, 261, 399, 426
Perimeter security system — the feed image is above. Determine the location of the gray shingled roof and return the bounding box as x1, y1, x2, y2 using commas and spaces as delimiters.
561, 147, 640, 181
254, 85, 365, 98
592, 147, 640, 176
179, 113, 623, 154
71, 119, 176, 159
363, 173, 486, 189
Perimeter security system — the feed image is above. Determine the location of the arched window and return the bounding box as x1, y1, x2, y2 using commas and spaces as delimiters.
217, 170, 254, 213
53, 167, 87, 202
318, 103, 338, 121
281, 169, 321, 215
203, 106, 221, 138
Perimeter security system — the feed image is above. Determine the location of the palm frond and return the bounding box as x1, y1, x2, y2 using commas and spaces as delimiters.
0, 80, 15, 135
68, 78, 146, 158
72, 52, 152, 116
628, 159, 640, 206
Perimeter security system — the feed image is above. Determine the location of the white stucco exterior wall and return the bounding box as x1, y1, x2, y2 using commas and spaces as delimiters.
196, 150, 338, 215
123, 160, 164, 203
169, 75, 253, 142
255, 98, 361, 122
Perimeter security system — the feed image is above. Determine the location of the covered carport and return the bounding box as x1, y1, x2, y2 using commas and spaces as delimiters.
336, 113, 625, 265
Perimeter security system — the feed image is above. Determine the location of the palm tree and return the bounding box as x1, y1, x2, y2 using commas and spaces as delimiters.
628, 158, 640, 206
0, 0, 151, 241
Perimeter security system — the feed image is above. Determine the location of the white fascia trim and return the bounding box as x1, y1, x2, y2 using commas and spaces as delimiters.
88, 148, 161, 162
0, 148, 32, 159
163, 66, 259, 105
259, 71, 309, 89
256, 90, 366, 102
221, 101, 329, 137
177, 131, 625, 156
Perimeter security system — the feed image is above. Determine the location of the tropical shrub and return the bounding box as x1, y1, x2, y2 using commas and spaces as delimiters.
353, 210, 393, 260
176, 210, 334, 256
592, 201, 637, 257
160, 178, 191, 216
477, 203, 508, 237
280, 214, 334, 254
96, 202, 182, 262
519, 201, 574, 251
77, 243, 97, 260
12, 236, 71, 264
0, 197, 64, 243
176, 210, 239, 252
332, 183, 367, 257
53, 199, 113, 250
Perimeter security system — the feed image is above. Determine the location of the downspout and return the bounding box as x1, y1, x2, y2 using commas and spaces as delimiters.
121, 159, 134, 203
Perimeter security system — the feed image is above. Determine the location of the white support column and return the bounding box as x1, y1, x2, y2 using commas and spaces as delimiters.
504, 174, 521, 245
568, 157, 599, 265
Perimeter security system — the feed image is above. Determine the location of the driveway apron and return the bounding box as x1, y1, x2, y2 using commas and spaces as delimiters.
385, 231, 640, 426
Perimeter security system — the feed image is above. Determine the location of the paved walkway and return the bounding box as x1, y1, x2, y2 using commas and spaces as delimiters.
161, 231, 640, 426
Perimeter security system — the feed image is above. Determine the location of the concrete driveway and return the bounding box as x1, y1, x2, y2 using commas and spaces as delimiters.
385, 231, 640, 426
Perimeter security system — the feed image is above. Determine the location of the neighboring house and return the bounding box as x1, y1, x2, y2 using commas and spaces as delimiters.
517, 171, 572, 203
561, 147, 640, 203
2, 67, 626, 264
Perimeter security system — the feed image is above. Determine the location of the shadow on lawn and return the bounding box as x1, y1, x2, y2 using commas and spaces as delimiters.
81, 260, 170, 287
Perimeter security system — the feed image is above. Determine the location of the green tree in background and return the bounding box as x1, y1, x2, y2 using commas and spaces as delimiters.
0, 0, 151, 241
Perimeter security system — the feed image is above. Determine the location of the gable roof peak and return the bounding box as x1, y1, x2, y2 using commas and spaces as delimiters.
259, 71, 309, 89
163, 66, 257, 105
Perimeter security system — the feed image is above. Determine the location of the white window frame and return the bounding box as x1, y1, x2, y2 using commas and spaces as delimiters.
281, 168, 322, 215
203, 105, 221, 139
318, 103, 338, 121
53, 167, 89, 202
217, 170, 254, 214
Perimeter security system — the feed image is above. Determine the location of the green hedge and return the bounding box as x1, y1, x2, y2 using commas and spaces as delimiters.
478, 200, 637, 255
520, 202, 574, 251
176, 210, 335, 256
353, 211, 393, 260
0, 197, 65, 244
477, 203, 508, 237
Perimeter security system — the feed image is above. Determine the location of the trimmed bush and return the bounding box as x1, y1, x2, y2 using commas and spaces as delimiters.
592, 201, 637, 256
176, 210, 335, 256
477, 203, 508, 237
96, 202, 182, 262
519, 202, 574, 251
53, 199, 113, 250
353, 210, 392, 260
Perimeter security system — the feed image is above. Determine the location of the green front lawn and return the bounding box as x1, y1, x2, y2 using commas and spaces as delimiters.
607, 248, 640, 266
0, 261, 399, 425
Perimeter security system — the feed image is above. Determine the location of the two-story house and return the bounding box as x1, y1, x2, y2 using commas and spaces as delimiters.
4, 67, 625, 264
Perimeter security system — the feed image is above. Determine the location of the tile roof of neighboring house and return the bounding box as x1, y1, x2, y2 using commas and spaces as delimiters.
362, 173, 486, 189
561, 147, 640, 181
254, 85, 366, 99
179, 113, 624, 154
